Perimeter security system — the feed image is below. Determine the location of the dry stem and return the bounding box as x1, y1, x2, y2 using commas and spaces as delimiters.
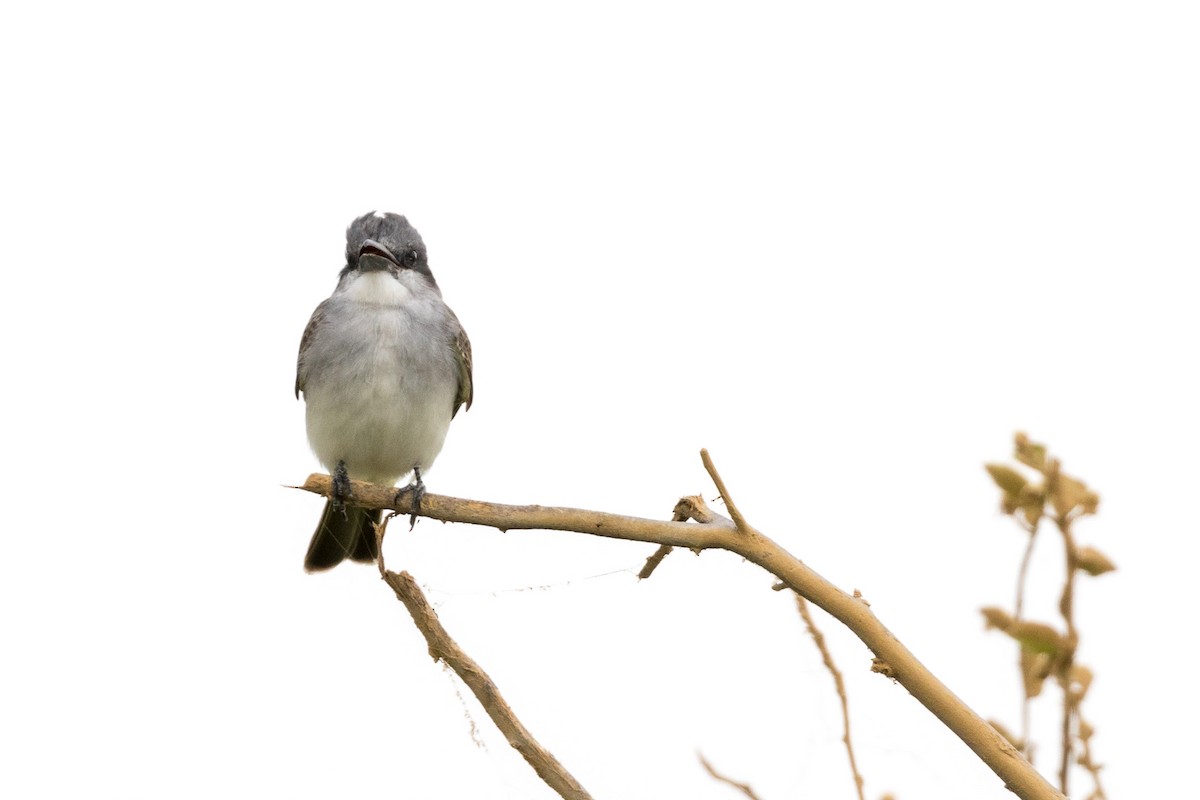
697, 753, 764, 800
1054, 511, 1081, 796
1014, 524, 1039, 755
378, 560, 594, 800
796, 594, 866, 800
296, 450, 1065, 800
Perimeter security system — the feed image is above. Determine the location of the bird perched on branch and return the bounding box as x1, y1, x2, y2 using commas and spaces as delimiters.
295, 212, 473, 571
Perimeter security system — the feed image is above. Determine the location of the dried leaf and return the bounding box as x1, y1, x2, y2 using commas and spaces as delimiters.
1052, 474, 1091, 517
1021, 648, 1052, 699
1018, 483, 1045, 527
981, 606, 1014, 631
1068, 664, 1094, 702
1001, 493, 1020, 515
986, 463, 1029, 497
1008, 620, 1064, 655
1014, 432, 1047, 471
1076, 546, 1116, 576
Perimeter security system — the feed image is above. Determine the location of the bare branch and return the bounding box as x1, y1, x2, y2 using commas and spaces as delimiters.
796, 594, 866, 800
698, 752, 764, 800
297, 452, 1066, 800
298, 473, 737, 549
379, 562, 594, 800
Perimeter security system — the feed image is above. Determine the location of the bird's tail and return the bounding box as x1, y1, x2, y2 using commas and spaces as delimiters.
304, 501, 381, 572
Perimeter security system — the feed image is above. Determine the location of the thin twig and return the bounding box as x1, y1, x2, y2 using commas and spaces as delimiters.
638, 502, 695, 579
297, 453, 1066, 800
1014, 527, 1038, 621
1055, 512, 1081, 797
697, 753, 764, 800
1014, 525, 1039, 756
378, 557, 594, 800
796, 595, 866, 800
700, 448, 750, 533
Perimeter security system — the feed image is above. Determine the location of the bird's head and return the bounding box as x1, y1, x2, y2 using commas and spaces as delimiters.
340, 211, 437, 288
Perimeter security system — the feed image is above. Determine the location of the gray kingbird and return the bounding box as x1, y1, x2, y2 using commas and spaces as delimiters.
295, 211, 473, 571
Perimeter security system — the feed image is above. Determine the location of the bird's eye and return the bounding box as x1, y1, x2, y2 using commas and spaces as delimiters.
402, 249, 420, 267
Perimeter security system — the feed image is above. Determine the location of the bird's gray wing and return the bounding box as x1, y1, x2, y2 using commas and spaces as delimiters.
295, 301, 328, 399
449, 310, 473, 417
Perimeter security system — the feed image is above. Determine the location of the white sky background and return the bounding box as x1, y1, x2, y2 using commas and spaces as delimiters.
2, 2, 1197, 798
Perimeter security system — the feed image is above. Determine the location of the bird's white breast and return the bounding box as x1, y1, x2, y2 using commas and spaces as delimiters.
301, 273, 458, 486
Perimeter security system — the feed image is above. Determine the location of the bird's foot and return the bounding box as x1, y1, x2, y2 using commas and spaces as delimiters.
393, 466, 426, 530
332, 460, 351, 515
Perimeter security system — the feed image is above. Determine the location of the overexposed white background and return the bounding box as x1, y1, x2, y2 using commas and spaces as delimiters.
2, 2, 1196, 798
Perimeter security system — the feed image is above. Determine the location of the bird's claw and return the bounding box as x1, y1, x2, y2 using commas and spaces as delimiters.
393, 466, 426, 530
332, 460, 351, 515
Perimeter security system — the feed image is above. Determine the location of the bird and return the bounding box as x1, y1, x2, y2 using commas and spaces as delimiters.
295, 211, 473, 571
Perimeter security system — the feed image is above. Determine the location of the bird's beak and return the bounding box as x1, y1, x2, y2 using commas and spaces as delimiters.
357, 239, 400, 272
